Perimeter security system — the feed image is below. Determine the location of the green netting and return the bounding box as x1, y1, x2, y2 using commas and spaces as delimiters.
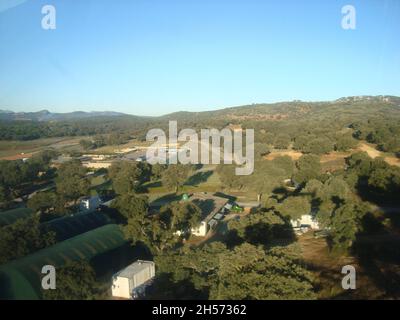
41, 212, 112, 241
0, 208, 33, 227
0, 224, 126, 300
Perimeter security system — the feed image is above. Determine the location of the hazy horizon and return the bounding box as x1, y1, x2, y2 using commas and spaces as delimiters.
1, 94, 399, 117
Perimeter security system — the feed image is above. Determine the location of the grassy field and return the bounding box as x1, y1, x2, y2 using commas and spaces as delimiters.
0, 137, 152, 159
145, 164, 259, 206
0, 136, 87, 159
89, 174, 112, 195
144, 164, 222, 195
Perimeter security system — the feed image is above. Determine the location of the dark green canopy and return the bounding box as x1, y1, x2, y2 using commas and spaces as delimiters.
0, 224, 126, 300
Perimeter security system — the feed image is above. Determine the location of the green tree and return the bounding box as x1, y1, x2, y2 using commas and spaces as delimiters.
79, 139, 94, 150
302, 175, 355, 227
379, 137, 400, 153
151, 163, 167, 181
0, 185, 11, 209
161, 202, 202, 233
112, 193, 149, 221
335, 133, 358, 151
329, 203, 367, 252
121, 199, 201, 254
33, 149, 59, 165
145, 215, 180, 253
304, 137, 333, 155
293, 135, 314, 151
152, 242, 226, 299
109, 161, 151, 194
345, 152, 372, 176
227, 210, 289, 245
153, 242, 316, 300
0, 160, 23, 198
119, 196, 178, 254
161, 164, 192, 193
55, 160, 89, 205
0, 216, 56, 264
278, 196, 311, 220
42, 260, 103, 300
293, 154, 321, 184
214, 244, 316, 300
215, 164, 242, 189
302, 179, 324, 197
27, 192, 57, 217
254, 143, 271, 159
113, 193, 149, 239
246, 157, 294, 201
93, 135, 106, 148
274, 134, 291, 149
107, 132, 129, 146
313, 176, 353, 227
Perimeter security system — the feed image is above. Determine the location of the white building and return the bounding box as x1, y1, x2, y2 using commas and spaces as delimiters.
79, 195, 101, 212
82, 161, 113, 169
290, 214, 320, 232
111, 260, 155, 299
188, 193, 229, 237
191, 221, 208, 237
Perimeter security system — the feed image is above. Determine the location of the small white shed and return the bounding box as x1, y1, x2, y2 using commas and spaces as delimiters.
79, 195, 101, 212
291, 214, 320, 230
111, 260, 155, 299
191, 221, 208, 237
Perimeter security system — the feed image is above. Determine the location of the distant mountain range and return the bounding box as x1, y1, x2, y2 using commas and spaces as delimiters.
0, 110, 129, 121
1, 96, 399, 122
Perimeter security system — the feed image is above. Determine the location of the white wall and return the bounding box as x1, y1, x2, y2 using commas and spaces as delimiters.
111, 277, 131, 299
191, 221, 208, 236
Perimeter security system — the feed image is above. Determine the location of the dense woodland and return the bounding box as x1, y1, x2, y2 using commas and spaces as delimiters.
1, 96, 400, 299
1, 97, 400, 156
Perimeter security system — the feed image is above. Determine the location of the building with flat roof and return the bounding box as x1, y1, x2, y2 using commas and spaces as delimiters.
111, 260, 155, 299
188, 192, 229, 237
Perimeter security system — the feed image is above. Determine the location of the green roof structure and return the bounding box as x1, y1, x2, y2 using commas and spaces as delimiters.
41, 212, 112, 241
0, 208, 33, 227
0, 224, 126, 300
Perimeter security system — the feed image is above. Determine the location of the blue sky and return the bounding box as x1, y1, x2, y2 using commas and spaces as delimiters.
0, 0, 399, 116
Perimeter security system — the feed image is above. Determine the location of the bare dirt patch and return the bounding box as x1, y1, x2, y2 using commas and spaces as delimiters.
263, 144, 400, 168
320, 152, 349, 163
0, 152, 35, 161
298, 233, 386, 299
358, 142, 382, 159
358, 142, 400, 167
385, 157, 400, 167
264, 150, 303, 161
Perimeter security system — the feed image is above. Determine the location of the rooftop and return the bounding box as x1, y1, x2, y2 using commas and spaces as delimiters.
189, 192, 229, 223
116, 260, 154, 279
